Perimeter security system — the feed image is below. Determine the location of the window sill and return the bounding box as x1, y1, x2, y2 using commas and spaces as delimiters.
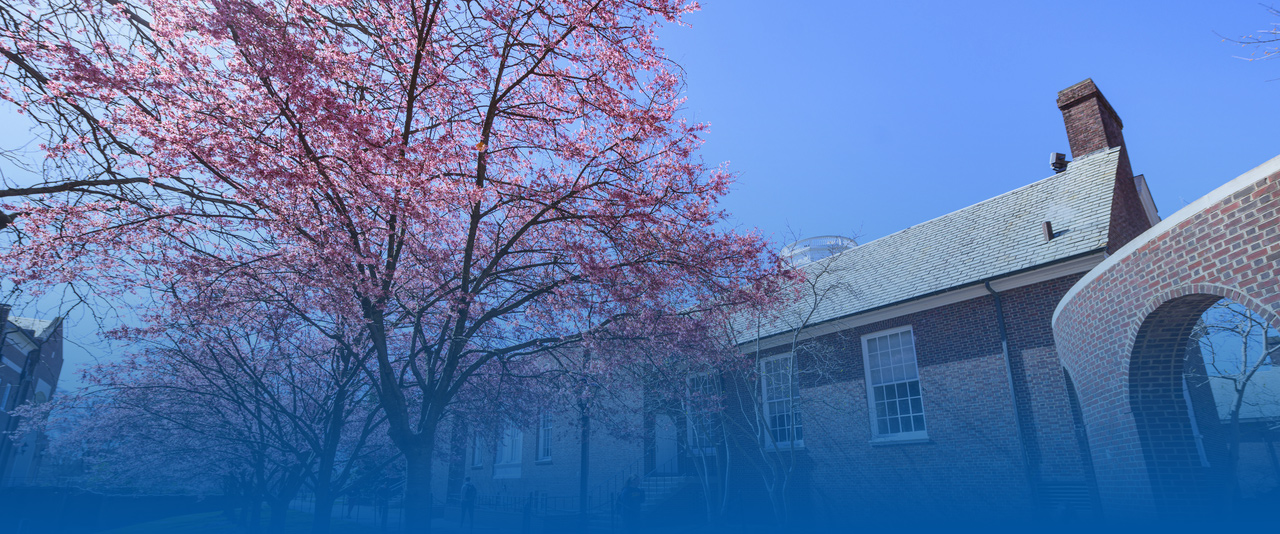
535, 459, 552, 465
763, 443, 806, 452
868, 436, 932, 446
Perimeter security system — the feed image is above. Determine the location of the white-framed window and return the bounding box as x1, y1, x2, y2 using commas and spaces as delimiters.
862, 326, 927, 441
685, 373, 720, 455
536, 413, 552, 462
471, 433, 485, 468
760, 354, 802, 449
495, 423, 523, 465
493, 422, 523, 479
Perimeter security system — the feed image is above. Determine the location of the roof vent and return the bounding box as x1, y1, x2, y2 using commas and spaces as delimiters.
781, 235, 857, 266
1051, 152, 1068, 173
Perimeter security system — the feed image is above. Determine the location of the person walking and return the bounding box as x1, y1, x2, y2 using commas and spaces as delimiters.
374, 481, 391, 531
460, 477, 477, 530
619, 475, 645, 534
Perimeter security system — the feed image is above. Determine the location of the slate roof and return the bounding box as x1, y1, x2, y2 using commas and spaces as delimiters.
746, 147, 1123, 341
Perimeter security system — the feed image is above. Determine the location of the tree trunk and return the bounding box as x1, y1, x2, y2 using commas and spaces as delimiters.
578, 401, 591, 533
313, 385, 348, 534
1227, 398, 1244, 508
269, 499, 289, 530
766, 459, 787, 525
404, 425, 439, 532
314, 494, 337, 534
249, 495, 263, 533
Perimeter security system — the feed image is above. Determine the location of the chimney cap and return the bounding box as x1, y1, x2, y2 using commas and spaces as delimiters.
1056, 78, 1123, 130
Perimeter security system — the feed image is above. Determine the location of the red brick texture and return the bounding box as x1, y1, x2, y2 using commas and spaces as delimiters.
1057, 79, 1126, 159
1057, 79, 1153, 254
720, 274, 1097, 523
1052, 168, 1280, 519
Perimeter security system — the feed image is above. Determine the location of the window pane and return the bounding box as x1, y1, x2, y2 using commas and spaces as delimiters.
865, 329, 926, 437
760, 356, 800, 446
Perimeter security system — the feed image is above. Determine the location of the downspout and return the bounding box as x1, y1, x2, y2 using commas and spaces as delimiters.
985, 282, 1038, 509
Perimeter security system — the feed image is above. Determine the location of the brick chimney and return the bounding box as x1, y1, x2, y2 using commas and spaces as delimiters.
1056, 79, 1126, 158
1055, 79, 1154, 254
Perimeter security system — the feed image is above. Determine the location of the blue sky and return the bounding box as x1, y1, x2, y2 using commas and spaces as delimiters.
2, 0, 1279, 386
659, 0, 1280, 246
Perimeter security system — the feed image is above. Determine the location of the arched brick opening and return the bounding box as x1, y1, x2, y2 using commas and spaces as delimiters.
1052, 155, 1280, 518
1126, 293, 1230, 514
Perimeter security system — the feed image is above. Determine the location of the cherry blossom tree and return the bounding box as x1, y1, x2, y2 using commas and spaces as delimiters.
1224, 5, 1280, 62
0, 0, 783, 529
23, 312, 398, 533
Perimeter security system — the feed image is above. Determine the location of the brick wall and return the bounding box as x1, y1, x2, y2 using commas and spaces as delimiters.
1055, 79, 1153, 254
1057, 79, 1126, 159
1053, 165, 1280, 518
720, 273, 1094, 523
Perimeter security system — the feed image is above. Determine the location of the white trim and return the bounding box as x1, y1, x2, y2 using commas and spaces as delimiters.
861, 325, 928, 442
494, 424, 523, 465
536, 413, 553, 462
1, 356, 20, 373
1054, 153, 1280, 327
759, 353, 803, 450
493, 424, 523, 479
470, 433, 484, 468
1133, 175, 1161, 227
749, 252, 1106, 353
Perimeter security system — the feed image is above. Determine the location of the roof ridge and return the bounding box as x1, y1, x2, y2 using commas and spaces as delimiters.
842, 146, 1122, 254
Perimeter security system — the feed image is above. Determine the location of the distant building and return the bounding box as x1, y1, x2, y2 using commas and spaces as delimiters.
0, 305, 64, 487
1207, 369, 1280, 499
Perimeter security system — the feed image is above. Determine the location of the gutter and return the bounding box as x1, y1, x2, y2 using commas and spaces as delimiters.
744, 247, 1108, 350
985, 282, 1039, 510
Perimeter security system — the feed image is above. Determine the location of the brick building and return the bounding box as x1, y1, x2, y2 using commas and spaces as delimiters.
428, 79, 1164, 526
0, 305, 65, 487
1053, 138, 1280, 518
677, 78, 1161, 525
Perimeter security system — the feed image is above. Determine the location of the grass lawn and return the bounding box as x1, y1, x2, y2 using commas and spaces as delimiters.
99, 509, 387, 534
